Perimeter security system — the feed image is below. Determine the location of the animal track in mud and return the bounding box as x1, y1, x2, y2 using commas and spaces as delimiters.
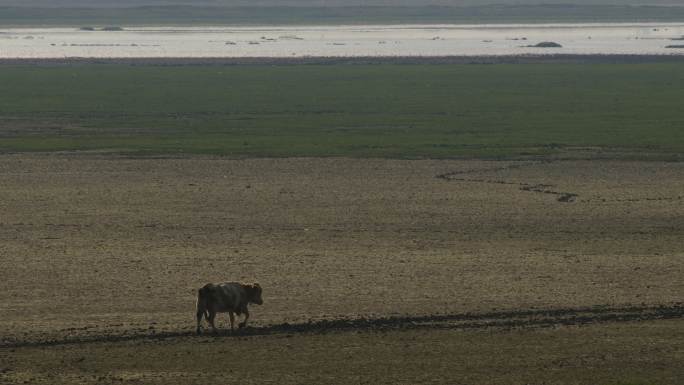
521, 184, 578, 203
439, 177, 578, 203
435, 161, 548, 180
581, 196, 683, 203
436, 161, 578, 203
3, 304, 681, 349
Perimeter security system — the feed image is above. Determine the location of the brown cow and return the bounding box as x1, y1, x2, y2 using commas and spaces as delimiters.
196, 282, 263, 334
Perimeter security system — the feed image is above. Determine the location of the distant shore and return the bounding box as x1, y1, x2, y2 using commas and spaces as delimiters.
2, 54, 684, 66
2, 5, 684, 27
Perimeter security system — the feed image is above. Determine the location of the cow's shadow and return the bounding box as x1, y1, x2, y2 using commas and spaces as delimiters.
199, 326, 259, 337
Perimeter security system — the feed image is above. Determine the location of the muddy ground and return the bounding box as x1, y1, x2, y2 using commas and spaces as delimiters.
0, 155, 682, 383
2, 320, 683, 385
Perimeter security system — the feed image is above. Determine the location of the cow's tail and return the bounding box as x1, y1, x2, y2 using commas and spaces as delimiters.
196, 286, 208, 334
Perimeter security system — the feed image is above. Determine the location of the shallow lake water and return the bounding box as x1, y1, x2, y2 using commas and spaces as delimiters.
1, 23, 684, 58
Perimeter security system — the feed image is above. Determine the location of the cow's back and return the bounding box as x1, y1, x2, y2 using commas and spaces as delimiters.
211, 282, 247, 314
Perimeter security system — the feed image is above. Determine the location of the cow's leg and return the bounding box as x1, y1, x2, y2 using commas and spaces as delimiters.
239, 309, 250, 328
229, 311, 236, 331
196, 307, 204, 335
207, 310, 218, 334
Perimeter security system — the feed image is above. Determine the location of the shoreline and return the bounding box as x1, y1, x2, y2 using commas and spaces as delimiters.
2, 21, 684, 30
1, 54, 684, 66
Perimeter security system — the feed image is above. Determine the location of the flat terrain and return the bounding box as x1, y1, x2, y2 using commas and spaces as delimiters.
0, 155, 682, 383
1, 61, 682, 383
1, 63, 683, 159
3, 320, 683, 384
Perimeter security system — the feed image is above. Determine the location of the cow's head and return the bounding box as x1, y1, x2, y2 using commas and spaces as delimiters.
243, 282, 263, 305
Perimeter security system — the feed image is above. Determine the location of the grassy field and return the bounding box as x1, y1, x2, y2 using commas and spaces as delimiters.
2, 5, 684, 27
1, 63, 683, 159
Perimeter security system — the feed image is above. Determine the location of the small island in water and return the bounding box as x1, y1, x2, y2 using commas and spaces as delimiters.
527, 41, 563, 48
79, 26, 124, 32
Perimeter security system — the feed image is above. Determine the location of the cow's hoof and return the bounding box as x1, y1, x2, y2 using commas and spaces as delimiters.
238, 322, 246, 329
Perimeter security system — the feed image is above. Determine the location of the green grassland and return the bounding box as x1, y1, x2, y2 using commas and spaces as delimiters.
2, 5, 684, 27
1, 63, 683, 159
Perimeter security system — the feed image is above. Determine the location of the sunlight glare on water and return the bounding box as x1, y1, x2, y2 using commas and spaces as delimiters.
1, 23, 684, 58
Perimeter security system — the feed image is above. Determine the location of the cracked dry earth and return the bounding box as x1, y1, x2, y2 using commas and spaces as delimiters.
0, 154, 681, 344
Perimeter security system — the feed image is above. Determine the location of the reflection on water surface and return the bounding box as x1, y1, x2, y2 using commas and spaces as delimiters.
1, 23, 683, 58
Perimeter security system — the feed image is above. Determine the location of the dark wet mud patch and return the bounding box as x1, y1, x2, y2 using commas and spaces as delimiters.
3, 304, 681, 349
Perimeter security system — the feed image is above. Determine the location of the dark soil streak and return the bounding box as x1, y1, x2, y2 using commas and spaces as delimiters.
2, 304, 681, 349
581, 196, 683, 203
436, 161, 578, 203
435, 161, 546, 180
1, 55, 684, 67
521, 184, 578, 203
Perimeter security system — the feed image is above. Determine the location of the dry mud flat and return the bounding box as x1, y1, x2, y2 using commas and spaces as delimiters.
0, 154, 682, 383
2, 320, 683, 385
